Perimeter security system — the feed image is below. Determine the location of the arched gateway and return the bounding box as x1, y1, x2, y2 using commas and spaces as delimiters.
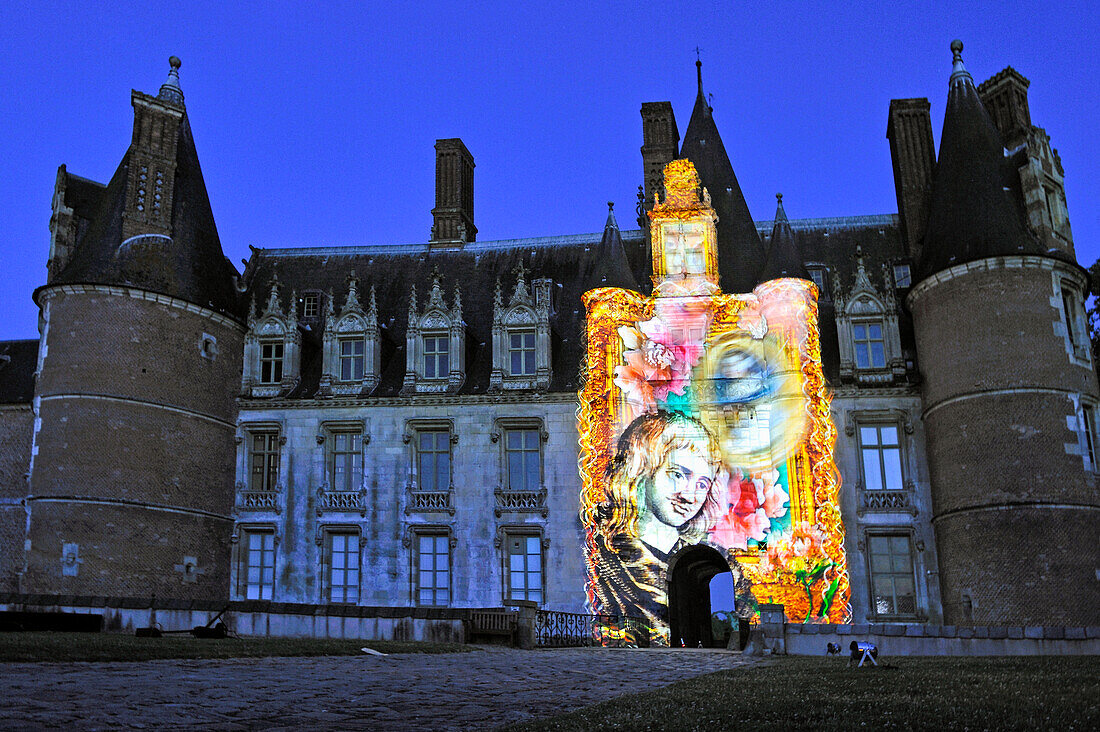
668, 544, 733, 648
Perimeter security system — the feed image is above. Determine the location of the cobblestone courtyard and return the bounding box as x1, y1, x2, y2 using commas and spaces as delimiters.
1, 647, 757, 730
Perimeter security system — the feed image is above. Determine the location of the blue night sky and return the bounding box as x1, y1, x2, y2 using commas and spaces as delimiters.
1, 1, 1097, 340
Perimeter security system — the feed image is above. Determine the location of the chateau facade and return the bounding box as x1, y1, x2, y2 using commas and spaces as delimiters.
0, 43, 1096, 629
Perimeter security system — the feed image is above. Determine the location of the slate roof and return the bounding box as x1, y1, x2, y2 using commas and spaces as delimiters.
758, 194, 811, 282
243, 214, 904, 396
678, 61, 765, 294
43, 99, 242, 319
917, 43, 1046, 281
0, 340, 38, 405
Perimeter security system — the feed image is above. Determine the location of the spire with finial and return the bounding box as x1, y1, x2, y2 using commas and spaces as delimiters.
261, 277, 282, 318
696, 57, 705, 102
343, 271, 362, 313
158, 56, 185, 105
605, 201, 618, 231
915, 38, 1040, 279
949, 39, 973, 90
758, 192, 809, 283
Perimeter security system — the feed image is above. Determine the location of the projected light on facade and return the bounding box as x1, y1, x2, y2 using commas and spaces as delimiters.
578, 160, 850, 646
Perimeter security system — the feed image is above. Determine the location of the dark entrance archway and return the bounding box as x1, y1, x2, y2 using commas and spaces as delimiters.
667, 544, 731, 648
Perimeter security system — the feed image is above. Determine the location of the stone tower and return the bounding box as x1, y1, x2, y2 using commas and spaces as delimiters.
907, 42, 1099, 626
23, 58, 244, 599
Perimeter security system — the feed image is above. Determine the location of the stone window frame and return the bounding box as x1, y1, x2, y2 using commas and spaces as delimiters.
405, 524, 456, 607
834, 251, 905, 385
317, 524, 362, 605
199, 332, 219, 361
507, 329, 537, 377
1054, 275, 1090, 366
850, 319, 887, 370
243, 280, 301, 398
1076, 398, 1100, 474
490, 265, 552, 392
861, 528, 920, 623
403, 272, 466, 395
235, 420, 287, 513
259, 341, 285, 384
422, 331, 451, 380
403, 419, 457, 515
846, 410, 917, 517
495, 524, 549, 606
316, 418, 369, 496
490, 418, 549, 517
320, 277, 380, 397
232, 523, 279, 601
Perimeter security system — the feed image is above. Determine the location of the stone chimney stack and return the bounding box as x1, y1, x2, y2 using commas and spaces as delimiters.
977, 66, 1031, 150
431, 138, 476, 248
122, 56, 186, 241
640, 102, 679, 213
886, 98, 936, 262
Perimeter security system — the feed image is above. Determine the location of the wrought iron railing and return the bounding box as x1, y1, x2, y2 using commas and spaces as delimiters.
534, 610, 650, 648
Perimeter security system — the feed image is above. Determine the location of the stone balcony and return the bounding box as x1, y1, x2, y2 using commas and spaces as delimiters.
494, 486, 548, 517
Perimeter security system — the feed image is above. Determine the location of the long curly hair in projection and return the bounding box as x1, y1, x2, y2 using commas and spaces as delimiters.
593, 409, 725, 546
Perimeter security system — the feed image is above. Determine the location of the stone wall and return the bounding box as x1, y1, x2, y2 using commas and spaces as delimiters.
783, 621, 1100, 656
0, 405, 32, 591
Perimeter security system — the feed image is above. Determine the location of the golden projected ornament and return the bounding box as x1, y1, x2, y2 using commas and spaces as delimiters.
577, 160, 849, 646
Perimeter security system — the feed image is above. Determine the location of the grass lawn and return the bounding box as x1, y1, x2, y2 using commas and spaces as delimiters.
0, 632, 471, 663
505, 656, 1099, 731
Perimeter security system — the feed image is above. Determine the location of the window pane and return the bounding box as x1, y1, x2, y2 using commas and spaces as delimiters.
436, 453, 449, 490
871, 342, 885, 368
524, 431, 538, 449
869, 323, 882, 340
880, 426, 898, 445
510, 554, 525, 572
855, 343, 869, 368
860, 427, 879, 446
883, 449, 903, 489
526, 536, 541, 555
511, 571, 526, 590
507, 431, 521, 449
525, 350, 536, 374
438, 351, 449, 375
511, 351, 522, 375
525, 454, 539, 490
862, 450, 882, 490
528, 571, 542, 590
853, 324, 866, 339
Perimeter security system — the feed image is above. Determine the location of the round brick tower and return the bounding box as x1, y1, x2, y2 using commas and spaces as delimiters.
23, 58, 245, 599
908, 42, 1100, 626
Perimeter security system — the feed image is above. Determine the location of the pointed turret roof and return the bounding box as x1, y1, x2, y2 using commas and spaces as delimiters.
678, 59, 764, 294
584, 202, 641, 292
916, 40, 1040, 280
758, 193, 809, 282
43, 57, 241, 317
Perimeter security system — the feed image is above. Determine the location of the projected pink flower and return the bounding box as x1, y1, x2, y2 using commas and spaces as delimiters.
708, 468, 774, 550
614, 309, 709, 418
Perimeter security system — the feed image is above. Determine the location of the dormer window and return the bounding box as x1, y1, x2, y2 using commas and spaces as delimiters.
423, 333, 450, 379
403, 271, 466, 395
509, 330, 536, 376
834, 250, 905, 386
242, 279, 301, 398
490, 264, 552, 392
260, 342, 284, 384
319, 275, 380, 397
892, 264, 912, 289
300, 292, 321, 319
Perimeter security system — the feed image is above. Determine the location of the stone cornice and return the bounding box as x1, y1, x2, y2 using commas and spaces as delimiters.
35, 283, 245, 331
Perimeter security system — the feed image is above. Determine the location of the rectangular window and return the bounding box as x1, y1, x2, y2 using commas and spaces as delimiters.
325, 532, 360, 604
868, 534, 917, 619
249, 432, 280, 492
509, 330, 537, 376
506, 534, 543, 604
339, 338, 365, 381
893, 264, 912, 288
853, 322, 886, 369
424, 334, 449, 379
505, 428, 540, 492
417, 430, 450, 491
1062, 291, 1079, 349
331, 432, 363, 492
301, 293, 320, 319
1084, 406, 1098, 470
808, 268, 826, 293
860, 425, 903, 490
241, 529, 275, 600
260, 342, 284, 383
416, 534, 450, 606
